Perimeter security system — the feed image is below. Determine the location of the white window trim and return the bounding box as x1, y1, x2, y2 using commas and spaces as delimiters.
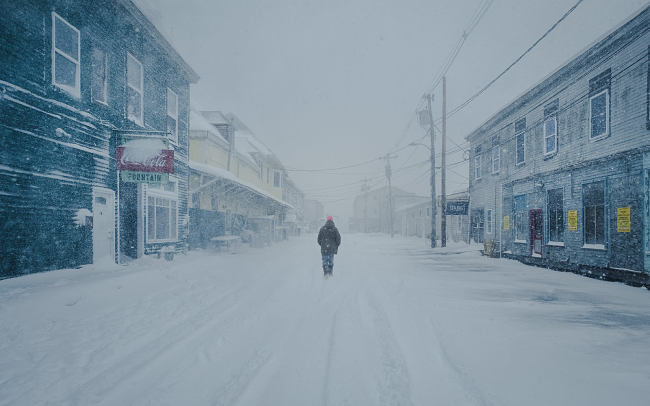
515, 131, 526, 165
145, 178, 179, 243
127, 52, 144, 125
92, 48, 108, 105
589, 89, 610, 141
543, 115, 558, 156
51, 12, 81, 98
167, 88, 179, 144
491, 147, 500, 174
474, 155, 481, 180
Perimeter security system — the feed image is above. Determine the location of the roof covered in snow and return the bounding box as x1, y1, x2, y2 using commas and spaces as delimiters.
189, 161, 293, 209
189, 110, 228, 145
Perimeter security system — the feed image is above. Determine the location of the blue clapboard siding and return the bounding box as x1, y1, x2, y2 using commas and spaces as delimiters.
466, 6, 650, 282
0, 0, 197, 277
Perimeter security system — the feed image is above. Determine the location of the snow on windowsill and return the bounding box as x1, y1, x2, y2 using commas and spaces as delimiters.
514, 239, 527, 244
546, 241, 565, 247
581, 244, 605, 250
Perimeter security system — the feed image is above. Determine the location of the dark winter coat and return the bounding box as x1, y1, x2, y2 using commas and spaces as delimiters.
317, 220, 341, 255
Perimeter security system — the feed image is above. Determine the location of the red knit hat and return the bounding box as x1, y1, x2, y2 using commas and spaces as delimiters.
327, 216, 333, 222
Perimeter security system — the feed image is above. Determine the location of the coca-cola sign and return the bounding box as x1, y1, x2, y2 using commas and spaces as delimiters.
116, 145, 174, 173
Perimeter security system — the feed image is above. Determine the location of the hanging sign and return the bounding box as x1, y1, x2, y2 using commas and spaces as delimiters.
617, 207, 631, 232
446, 200, 469, 215
568, 210, 578, 231
120, 171, 169, 183
116, 138, 174, 174
503, 215, 510, 230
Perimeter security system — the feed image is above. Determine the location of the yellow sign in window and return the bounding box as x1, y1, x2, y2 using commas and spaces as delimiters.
503, 215, 510, 230
568, 210, 578, 231
617, 207, 631, 232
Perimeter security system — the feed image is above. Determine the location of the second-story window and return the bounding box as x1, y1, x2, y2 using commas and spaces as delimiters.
589, 69, 611, 140
167, 88, 178, 144
515, 118, 526, 165
492, 146, 500, 174
474, 154, 481, 180
127, 53, 144, 125
544, 101, 558, 156
52, 12, 80, 98
91, 48, 108, 104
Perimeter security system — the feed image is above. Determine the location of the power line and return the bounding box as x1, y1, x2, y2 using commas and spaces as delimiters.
443, 0, 585, 121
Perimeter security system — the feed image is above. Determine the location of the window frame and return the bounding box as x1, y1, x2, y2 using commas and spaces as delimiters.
514, 118, 526, 166
166, 88, 179, 144
543, 115, 558, 156
91, 47, 108, 105
582, 181, 606, 247
589, 88, 610, 141
127, 52, 144, 125
474, 154, 482, 180
146, 178, 179, 243
492, 146, 500, 174
51, 12, 81, 98
514, 194, 527, 242
547, 188, 564, 243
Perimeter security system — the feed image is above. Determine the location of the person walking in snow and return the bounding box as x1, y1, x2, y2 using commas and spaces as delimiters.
317, 216, 341, 278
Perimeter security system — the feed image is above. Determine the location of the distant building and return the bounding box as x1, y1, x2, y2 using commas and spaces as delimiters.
466, 6, 650, 284
350, 186, 419, 234
0, 0, 198, 277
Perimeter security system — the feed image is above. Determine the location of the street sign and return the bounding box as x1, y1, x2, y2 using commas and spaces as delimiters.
446, 200, 469, 215
120, 171, 169, 183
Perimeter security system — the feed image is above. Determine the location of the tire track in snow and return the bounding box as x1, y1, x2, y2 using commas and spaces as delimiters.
210, 349, 272, 406
365, 292, 415, 406
321, 308, 339, 406
58, 284, 250, 405
429, 317, 492, 406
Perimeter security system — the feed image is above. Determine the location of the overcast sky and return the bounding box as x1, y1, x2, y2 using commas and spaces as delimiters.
135, 0, 648, 225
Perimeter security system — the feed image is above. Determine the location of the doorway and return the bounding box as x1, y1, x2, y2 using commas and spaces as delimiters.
529, 209, 543, 257
93, 187, 115, 264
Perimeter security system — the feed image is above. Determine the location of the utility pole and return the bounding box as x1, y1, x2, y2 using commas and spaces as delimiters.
441, 76, 447, 247
380, 154, 397, 238
427, 94, 437, 248
361, 178, 369, 233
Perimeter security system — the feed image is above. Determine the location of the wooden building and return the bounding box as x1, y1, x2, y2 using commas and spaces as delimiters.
466, 6, 650, 285
0, 0, 198, 277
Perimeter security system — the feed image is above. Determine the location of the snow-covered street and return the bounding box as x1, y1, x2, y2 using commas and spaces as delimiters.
1, 234, 650, 406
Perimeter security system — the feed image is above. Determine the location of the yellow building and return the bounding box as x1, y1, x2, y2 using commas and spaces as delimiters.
187, 110, 295, 248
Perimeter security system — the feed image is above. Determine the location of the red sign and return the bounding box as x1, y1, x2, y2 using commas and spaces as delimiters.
116, 147, 174, 173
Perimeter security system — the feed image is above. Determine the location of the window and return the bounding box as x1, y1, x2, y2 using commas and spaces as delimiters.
514, 194, 527, 241
167, 88, 178, 144
589, 90, 609, 140
267, 168, 270, 184
487, 209, 493, 234
91, 48, 108, 104
548, 188, 564, 242
589, 69, 611, 140
474, 154, 481, 180
127, 53, 143, 125
147, 180, 178, 242
273, 170, 281, 187
427, 208, 430, 216
492, 146, 500, 174
543, 101, 558, 156
544, 116, 557, 155
515, 118, 526, 165
52, 12, 80, 97
583, 181, 605, 245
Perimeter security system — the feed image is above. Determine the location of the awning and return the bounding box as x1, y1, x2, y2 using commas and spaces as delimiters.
189, 161, 294, 209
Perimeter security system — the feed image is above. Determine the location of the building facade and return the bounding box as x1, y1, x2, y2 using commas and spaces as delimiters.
188, 110, 298, 247
0, 0, 198, 277
467, 6, 650, 283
